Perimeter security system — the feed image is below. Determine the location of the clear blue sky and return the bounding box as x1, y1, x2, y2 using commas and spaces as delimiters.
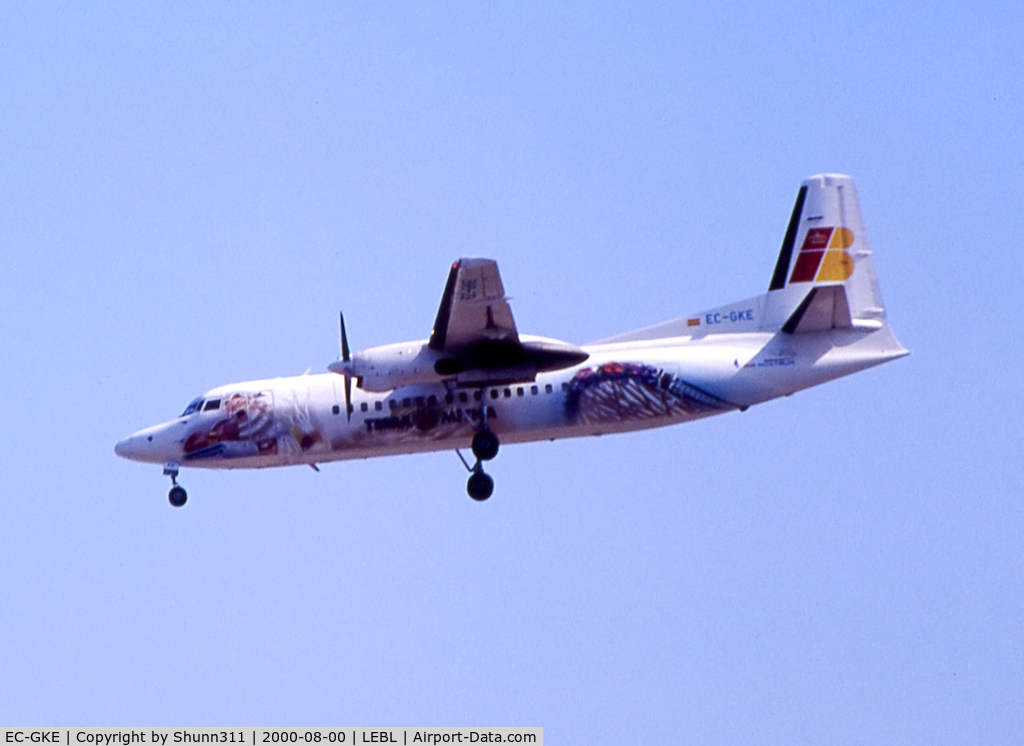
2, 1, 1021, 740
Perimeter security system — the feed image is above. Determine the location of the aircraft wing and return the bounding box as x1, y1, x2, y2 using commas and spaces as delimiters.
429, 258, 519, 352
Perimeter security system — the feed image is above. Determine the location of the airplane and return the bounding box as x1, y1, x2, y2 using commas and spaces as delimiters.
115, 173, 908, 506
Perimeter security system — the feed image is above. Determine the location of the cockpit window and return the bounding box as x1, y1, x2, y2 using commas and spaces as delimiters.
181, 398, 204, 417
203, 399, 221, 411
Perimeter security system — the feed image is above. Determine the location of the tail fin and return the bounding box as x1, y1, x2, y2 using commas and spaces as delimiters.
763, 174, 888, 333
589, 174, 902, 347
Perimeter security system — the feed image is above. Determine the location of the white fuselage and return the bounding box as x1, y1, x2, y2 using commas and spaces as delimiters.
114, 325, 907, 471
115, 174, 909, 506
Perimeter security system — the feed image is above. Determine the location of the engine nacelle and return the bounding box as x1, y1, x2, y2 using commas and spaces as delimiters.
327, 335, 589, 392
328, 340, 444, 392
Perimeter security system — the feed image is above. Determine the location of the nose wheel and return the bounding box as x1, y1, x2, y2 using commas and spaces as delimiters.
164, 462, 187, 507
169, 485, 187, 507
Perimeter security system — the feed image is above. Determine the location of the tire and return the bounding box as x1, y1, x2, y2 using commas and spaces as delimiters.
471, 430, 499, 461
168, 486, 187, 507
466, 472, 494, 501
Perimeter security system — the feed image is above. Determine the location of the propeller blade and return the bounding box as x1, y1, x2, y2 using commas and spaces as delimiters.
340, 312, 352, 420
340, 312, 350, 362
344, 373, 352, 422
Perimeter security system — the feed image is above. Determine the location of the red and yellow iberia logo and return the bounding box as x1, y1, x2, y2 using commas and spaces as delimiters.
788, 227, 855, 283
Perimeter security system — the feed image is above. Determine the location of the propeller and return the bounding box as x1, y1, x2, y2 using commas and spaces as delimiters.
339, 312, 353, 421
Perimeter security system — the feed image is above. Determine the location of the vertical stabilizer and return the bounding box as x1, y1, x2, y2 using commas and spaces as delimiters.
763, 174, 888, 332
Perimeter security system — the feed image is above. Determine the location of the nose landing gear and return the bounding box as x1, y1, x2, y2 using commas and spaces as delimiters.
164, 462, 187, 507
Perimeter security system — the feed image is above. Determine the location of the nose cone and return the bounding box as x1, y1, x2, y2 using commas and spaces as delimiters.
115, 433, 150, 462
115, 423, 179, 464
114, 437, 132, 459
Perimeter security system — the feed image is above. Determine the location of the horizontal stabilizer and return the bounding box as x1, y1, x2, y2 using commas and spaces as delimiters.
781, 286, 852, 334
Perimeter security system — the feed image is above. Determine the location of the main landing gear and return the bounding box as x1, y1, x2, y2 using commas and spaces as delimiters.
164, 462, 187, 507
455, 412, 500, 501
459, 428, 499, 500
449, 387, 501, 500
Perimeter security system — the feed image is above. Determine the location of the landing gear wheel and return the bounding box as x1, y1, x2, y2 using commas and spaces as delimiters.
472, 430, 499, 461
467, 471, 494, 501
168, 485, 187, 507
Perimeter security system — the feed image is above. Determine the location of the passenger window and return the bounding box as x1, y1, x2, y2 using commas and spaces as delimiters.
389, 400, 397, 410
459, 392, 468, 403
428, 395, 437, 406
531, 385, 538, 395
332, 405, 340, 415
490, 389, 499, 400
402, 398, 411, 408
360, 402, 368, 412
375, 401, 383, 411
516, 387, 524, 397
545, 384, 553, 394
503, 388, 511, 398
473, 391, 482, 401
